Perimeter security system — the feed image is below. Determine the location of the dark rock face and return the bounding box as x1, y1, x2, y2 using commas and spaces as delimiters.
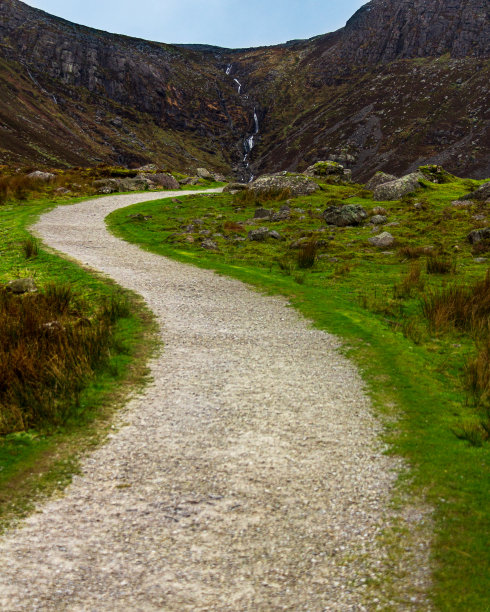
461, 182, 490, 202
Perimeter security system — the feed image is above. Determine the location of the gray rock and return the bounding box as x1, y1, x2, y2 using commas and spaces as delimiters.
6, 278, 37, 294
474, 257, 488, 263
196, 168, 213, 180
460, 181, 490, 202
370, 215, 388, 225
268, 230, 282, 240
373, 172, 424, 201
201, 239, 218, 250
323, 204, 367, 227
136, 163, 159, 172
365, 172, 398, 191
467, 227, 490, 244
369, 232, 395, 247
249, 174, 319, 197
271, 209, 291, 222
27, 171, 55, 182
141, 173, 179, 189
451, 200, 472, 208
248, 227, 270, 241
254, 208, 272, 219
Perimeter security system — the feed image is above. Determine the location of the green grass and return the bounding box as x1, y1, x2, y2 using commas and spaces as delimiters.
107, 176, 490, 610
0, 195, 156, 531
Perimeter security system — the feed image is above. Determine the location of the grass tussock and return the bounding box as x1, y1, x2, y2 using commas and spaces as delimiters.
394, 261, 424, 298
398, 245, 433, 259
0, 285, 130, 434
421, 271, 490, 334
21, 236, 39, 259
233, 187, 291, 207
297, 241, 317, 269
426, 255, 456, 275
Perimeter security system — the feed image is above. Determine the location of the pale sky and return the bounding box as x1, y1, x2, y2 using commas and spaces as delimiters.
23, 0, 367, 48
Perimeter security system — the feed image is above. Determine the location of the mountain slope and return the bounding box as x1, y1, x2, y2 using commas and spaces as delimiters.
0, 0, 488, 179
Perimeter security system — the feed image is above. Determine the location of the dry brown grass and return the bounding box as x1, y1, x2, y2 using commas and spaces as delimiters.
0, 285, 128, 434
421, 271, 490, 334
398, 245, 433, 259
297, 241, 317, 269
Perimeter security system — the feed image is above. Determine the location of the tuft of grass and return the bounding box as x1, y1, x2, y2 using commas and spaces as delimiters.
297, 240, 317, 269
426, 255, 456, 274
465, 335, 490, 409
394, 261, 424, 298
421, 272, 490, 334
398, 245, 433, 259
233, 187, 291, 207
21, 236, 39, 259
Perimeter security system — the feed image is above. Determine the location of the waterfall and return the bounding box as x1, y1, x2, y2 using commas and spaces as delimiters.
254, 108, 259, 134
226, 64, 232, 75
233, 78, 242, 94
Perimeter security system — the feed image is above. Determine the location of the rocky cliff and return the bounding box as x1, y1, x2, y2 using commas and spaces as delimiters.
0, 0, 488, 179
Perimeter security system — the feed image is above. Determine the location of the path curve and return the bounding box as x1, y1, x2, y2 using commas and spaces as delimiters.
0, 189, 402, 610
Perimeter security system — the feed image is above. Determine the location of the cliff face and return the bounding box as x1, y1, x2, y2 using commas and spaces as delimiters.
0, 0, 488, 179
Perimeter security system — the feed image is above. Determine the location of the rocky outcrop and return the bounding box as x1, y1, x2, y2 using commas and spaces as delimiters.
365, 172, 398, 191
461, 182, 490, 202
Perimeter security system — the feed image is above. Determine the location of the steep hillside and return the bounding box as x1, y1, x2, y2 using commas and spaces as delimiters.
0, 0, 488, 180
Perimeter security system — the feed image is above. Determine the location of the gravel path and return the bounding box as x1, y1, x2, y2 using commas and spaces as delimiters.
0, 189, 425, 610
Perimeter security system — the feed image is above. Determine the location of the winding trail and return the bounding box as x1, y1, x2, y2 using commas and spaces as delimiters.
0, 189, 412, 610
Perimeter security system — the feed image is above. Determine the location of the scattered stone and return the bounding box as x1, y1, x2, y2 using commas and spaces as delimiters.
140, 173, 179, 189
201, 239, 218, 250
6, 278, 37, 294
213, 173, 226, 182
27, 170, 55, 182
472, 214, 486, 221
474, 257, 488, 263
129, 213, 152, 221
268, 230, 282, 240
451, 200, 472, 208
249, 173, 319, 197
136, 164, 159, 173
271, 206, 291, 222
467, 227, 490, 244
248, 227, 270, 241
370, 215, 388, 225
183, 224, 196, 233
323, 204, 367, 227
365, 172, 397, 191
369, 232, 395, 248
196, 168, 213, 180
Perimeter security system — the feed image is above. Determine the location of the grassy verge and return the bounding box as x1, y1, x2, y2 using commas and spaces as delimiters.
0, 195, 157, 531
107, 177, 490, 610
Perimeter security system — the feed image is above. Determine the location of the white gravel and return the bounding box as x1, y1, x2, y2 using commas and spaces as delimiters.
0, 189, 431, 610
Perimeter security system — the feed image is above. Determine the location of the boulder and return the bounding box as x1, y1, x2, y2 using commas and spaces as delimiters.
271, 206, 291, 222
268, 230, 282, 240
254, 208, 272, 219
6, 278, 37, 294
323, 204, 367, 227
196, 168, 213, 180
213, 173, 226, 182
370, 215, 388, 225
365, 172, 398, 191
248, 227, 270, 241
369, 232, 395, 248
373, 172, 424, 201
223, 182, 248, 193
136, 163, 159, 173
27, 171, 55, 182
467, 227, 490, 244
249, 173, 319, 197
460, 182, 490, 202
305, 161, 351, 183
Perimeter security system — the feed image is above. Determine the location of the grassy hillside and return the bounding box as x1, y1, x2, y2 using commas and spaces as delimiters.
107, 172, 490, 610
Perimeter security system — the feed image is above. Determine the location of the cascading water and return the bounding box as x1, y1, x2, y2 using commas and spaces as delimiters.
224, 65, 260, 181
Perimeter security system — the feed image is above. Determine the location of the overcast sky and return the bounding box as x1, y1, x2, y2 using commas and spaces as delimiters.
23, 0, 367, 48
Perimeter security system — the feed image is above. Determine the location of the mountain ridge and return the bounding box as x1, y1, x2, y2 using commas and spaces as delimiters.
0, 0, 488, 179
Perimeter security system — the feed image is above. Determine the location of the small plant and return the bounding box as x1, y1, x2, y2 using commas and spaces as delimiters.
426, 255, 455, 274
22, 236, 39, 259
465, 335, 490, 409
394, 261, 424, 298
297, 241, 317, 269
